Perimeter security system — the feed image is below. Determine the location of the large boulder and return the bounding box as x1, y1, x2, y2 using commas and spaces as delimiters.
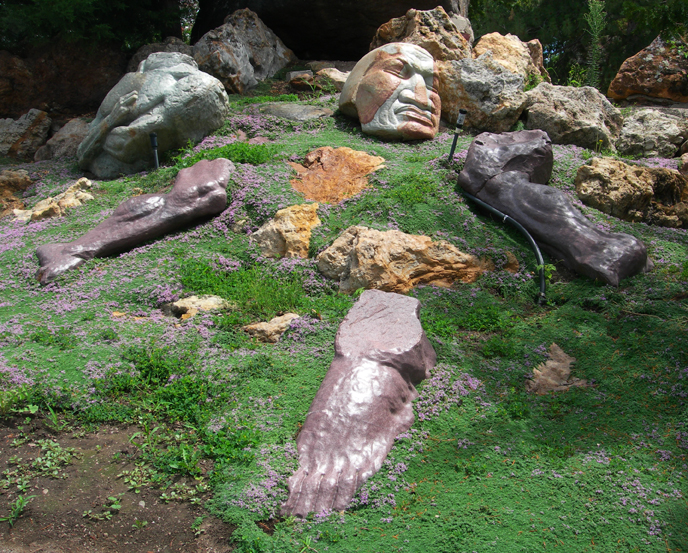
191, 0, 456, 60
473, 33, 550, 84
615, 108, 688, 159
252, 203, 321, 258
575, 157, 688, 228
289, 147, 385, 204
608, 36, 688, 103
457, 130, 651, 286
439, 52, 526, 131
192, 9, 297, 95
524, 83, 623, 151
281, 289, 435, 517
77, 53, 230, 179
316, 225, 487, 293
0, 42, 127, 119
0, 109, 51, 159
34, 117, 90, 161
127, 37, 194, 73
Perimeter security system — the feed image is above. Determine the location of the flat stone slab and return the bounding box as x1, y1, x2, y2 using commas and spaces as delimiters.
258, 103, 333, 121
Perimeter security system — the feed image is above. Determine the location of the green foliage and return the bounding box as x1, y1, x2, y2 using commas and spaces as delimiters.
387, 172, 438, 207
173, 142, 274, 170
121, 344, 196, 387
0, 387, 32, 416
583, 0, 606, 89
0, 495, 35, 527
29, 326, 76, 350
566, 62, 588, 87
227, 94, 299, 106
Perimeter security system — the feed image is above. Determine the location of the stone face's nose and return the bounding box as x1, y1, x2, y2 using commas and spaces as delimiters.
398, 74, 432, 111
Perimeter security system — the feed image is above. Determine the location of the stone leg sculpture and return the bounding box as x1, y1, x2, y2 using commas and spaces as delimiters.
457, 130, 651, 286
35, 158, 234, 284
281, 289, 436, 517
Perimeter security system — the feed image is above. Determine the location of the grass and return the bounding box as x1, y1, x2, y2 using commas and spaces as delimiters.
0, 97, 687, 552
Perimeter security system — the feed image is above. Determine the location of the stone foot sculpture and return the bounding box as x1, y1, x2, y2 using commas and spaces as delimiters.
457, 130, 651, 286
281, 289, 436, 517
36, 158, 234, 284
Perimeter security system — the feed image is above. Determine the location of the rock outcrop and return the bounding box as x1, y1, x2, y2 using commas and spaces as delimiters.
615, 108, 688, 159
575, 157, 688, 228
0, 109, 51, 159
193, 9, 297, 95
316, 226, 486, 293
77, 53, 229, 179
608, 36, 688, 103
524, 83, 623, 151
289, 147, 385, 204
282, 289, 435, 516
243, 313, 300, 343
473, 33, 550, 83
252, 203, 321, 258
34, 118, 90, 161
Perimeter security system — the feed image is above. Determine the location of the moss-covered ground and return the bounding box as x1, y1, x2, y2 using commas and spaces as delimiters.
0, 93, 686, 552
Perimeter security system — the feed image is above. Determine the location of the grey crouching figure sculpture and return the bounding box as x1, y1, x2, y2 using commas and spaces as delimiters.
456, 130, 651, 286
35, 158, 234, 285
281, 289, 436, 517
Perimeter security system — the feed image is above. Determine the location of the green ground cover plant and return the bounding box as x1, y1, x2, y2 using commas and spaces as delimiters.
0, 99, 686, 552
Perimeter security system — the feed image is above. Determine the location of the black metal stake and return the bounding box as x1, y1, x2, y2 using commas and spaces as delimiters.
448, 109, 468, 161
149, 132, 159, 170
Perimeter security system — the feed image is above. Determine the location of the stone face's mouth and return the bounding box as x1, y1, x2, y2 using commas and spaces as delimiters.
396, 105, 434, 126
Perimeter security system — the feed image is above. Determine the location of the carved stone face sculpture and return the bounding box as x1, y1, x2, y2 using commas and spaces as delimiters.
340, 43, 441, 140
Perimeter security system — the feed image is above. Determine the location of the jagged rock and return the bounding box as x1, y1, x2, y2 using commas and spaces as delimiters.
257, 103, 333, 122
525, 343, 588, 394
473, 33, 550, 83
439, 52, 526, 131
243, 313, 300, 343
77, 53, 230, 179
289, 147, 385, 204
316, 68, 350, 92
127, 37, 194, 73
253, 203, 321, 258
457, 130, 651, 286
281, 289, 435, 517
34, 118, 90, 161
525, 83, 623, 151
0, 109, 51, 159
615, 108, 688, 159
36, 158, 234, 284
0, 169, 33, 217
450, 13, 474, 44
316, 225, 486, 293
608, 36, 688, 103
162, 295, 235, 319
575, 157, 688, 228
16, 177, 95, 222
193, 9, 297, 94
369, 7, 471, 62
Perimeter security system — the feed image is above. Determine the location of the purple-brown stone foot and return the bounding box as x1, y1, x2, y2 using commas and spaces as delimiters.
281, 289, 436, 517
35, 158, 234, 284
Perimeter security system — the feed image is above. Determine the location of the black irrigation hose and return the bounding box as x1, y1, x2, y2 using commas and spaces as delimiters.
461, 191, 547, 305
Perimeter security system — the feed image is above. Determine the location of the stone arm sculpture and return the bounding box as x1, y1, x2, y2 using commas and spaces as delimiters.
35, 158, 234, 284
281, 290, 436, 517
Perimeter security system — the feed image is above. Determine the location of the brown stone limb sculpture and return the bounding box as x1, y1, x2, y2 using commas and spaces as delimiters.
35, 158, 234, 284
281, 289, 436, 517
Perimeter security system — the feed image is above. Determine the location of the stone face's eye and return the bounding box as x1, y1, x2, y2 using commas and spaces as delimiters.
383, 59, 406, 77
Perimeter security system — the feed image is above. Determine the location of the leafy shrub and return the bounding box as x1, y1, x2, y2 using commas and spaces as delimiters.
121, 344, 197, 387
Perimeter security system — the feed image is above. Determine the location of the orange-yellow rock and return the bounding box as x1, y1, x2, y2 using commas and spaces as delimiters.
473, 33, 550, 83
253, 203, 321, 258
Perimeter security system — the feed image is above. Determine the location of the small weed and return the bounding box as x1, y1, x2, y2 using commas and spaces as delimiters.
132, 519, 148, 530
0, 495, 36, 527
191, 515, 207, 536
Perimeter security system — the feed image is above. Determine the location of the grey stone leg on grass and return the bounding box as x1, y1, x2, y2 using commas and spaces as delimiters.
35, 158, 234, 284
281, 289, 436, 517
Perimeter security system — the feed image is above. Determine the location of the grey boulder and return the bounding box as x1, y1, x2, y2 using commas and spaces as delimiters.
616, 108, 688, 159
77, 53, 230, 179
34, 117, 90, 161
0, 109, 51, 159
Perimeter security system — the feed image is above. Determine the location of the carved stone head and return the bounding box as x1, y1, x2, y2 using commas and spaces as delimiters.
340, 43, 441, 141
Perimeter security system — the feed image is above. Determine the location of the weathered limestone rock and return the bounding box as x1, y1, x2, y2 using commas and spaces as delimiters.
193, 9, 297, 94
0, 169, 32, 217
77, 53, 230, 178
258, 103, 333, 122
524, 83, 623, 151
316, 226, 486, 293
575, 157, 688, 228
525, 344, 587, 395
253, 203, 321, 258
473, 33, 550, 83
163, 295, 235, 319
34, 118, 90, 161
369, 7, 471, 62
457, 130, 651, 286
450, 13, 474, 44
608, 36, 688, 103
289, 147, 385, 204
289, 69, 350, 93
243, 313, 300, 343
316, 68, 350, 92
14, 178, 94, 222
286, 70, 313, 83
615, 108, 688, 159
127, 37, 194, 73
0, 109, 51, 159
281, 289, 435, 517
36, 158, 234, 284
340, 43, 441, 140
439, 52, 526, 131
